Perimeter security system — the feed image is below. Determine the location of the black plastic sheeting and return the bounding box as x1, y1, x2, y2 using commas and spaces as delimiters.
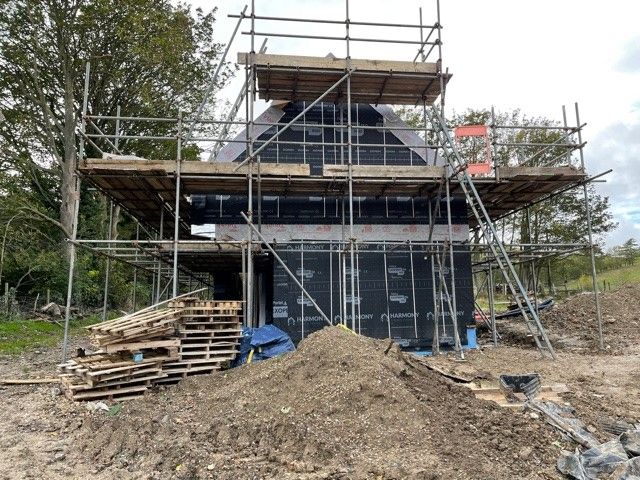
231, 102, 432, 169
558, 436, 640, 480
525, 400, 640, 478
270, 242, 473, 347
192, 101, 473, 348
528, 400, 600, 449
533, 399, 640, 479
191, 195, 468, 226
622, 432, 640, 457
494, 297, 554, 319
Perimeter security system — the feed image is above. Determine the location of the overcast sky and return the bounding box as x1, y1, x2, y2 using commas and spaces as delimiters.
192, 0, 640, 248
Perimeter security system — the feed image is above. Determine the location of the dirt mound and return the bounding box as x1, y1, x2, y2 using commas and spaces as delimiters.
541, 284, 640, 352
488, 284, 640, 354
74, 326, 565, 479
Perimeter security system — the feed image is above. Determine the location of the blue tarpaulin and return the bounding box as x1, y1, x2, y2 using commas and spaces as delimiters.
233, 324, 296, 366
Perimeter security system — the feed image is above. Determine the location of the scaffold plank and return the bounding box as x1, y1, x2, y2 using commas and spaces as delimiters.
78, 158, 587, 230
237, 52, 450, 104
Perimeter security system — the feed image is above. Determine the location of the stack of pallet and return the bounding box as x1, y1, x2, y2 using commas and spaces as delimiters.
89, 307, 182, 355
159, 300, 243, 384
58, 352, 172, 401
58, 299, 243, 401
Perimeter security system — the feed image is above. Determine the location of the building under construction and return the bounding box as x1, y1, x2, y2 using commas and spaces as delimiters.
63, 2, 607, 360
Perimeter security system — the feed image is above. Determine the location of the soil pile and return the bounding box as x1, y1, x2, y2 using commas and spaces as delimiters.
75, 326, 565, 479
490, 285, 640, 353
541, 284, 640, 352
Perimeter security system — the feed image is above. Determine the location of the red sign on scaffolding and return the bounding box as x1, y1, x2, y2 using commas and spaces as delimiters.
454, 125, 492, 175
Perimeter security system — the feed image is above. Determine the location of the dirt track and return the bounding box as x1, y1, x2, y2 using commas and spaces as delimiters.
0, 287, 639, 479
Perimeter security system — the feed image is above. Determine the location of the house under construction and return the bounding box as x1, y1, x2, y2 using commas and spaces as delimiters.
62, 2, 608, 360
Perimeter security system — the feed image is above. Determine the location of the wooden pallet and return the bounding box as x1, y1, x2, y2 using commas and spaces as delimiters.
160, 359, 226, 375
60, 376, 156, 401
466, 383, 570, 408
101, 339, 180, 354
89, 309, 181, 345
153, 367, 221, 385
61, 299, 243, 400
58, 352, 170, 400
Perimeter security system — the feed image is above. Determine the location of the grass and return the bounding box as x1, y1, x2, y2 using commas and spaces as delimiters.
567, 262, 640, 292
0, 315, 101, 355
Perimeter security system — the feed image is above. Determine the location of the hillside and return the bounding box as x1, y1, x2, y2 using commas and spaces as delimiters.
568, 262, 640, 292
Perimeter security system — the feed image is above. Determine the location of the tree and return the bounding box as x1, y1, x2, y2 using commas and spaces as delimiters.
0, 0, 231, 258
395, 107, 616, 245
612, 238, 639, 266
0, 0, 232, 307
395, 106, 618, 292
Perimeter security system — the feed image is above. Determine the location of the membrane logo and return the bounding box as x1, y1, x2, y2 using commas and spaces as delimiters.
344, 267, 360, 276
345, 294, 361, 305
296, 295, 313, 307
295, 267, 315, 280
434, 265, 450, 275
389, 293, 408, 304
273, 301, 288, 318
387, 266, 406, 277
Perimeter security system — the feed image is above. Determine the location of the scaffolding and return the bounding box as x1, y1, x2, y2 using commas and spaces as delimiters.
61, 0, 609, 361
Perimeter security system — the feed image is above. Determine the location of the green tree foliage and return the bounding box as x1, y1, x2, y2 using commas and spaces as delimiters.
448, 108, 616, 246
0, 0, 229, 309
612, 238, 639, 266
395, 106, 618, 291
396, 106, 616, 245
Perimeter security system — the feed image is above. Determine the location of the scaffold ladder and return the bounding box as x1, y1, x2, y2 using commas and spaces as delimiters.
426, 108, 556, 359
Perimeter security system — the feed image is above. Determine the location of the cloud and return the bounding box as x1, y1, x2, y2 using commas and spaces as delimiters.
588, 117, 640, 246
616, 37, 640, 72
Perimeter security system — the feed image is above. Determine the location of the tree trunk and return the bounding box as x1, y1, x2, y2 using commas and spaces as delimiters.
111, 205, 121, 241
60, 63, 78, 262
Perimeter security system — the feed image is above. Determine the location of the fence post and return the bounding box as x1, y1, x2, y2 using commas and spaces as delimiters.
33, 293, 40, 313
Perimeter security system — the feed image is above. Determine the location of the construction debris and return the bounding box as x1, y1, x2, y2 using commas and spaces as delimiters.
500, 373, 541, 400
469, 382, 569, 408
0, 378, 60, 385
557, 427, 640, 479
527, 400, 601, 449
39, 302, 62, 317
58, 299, 242, 401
